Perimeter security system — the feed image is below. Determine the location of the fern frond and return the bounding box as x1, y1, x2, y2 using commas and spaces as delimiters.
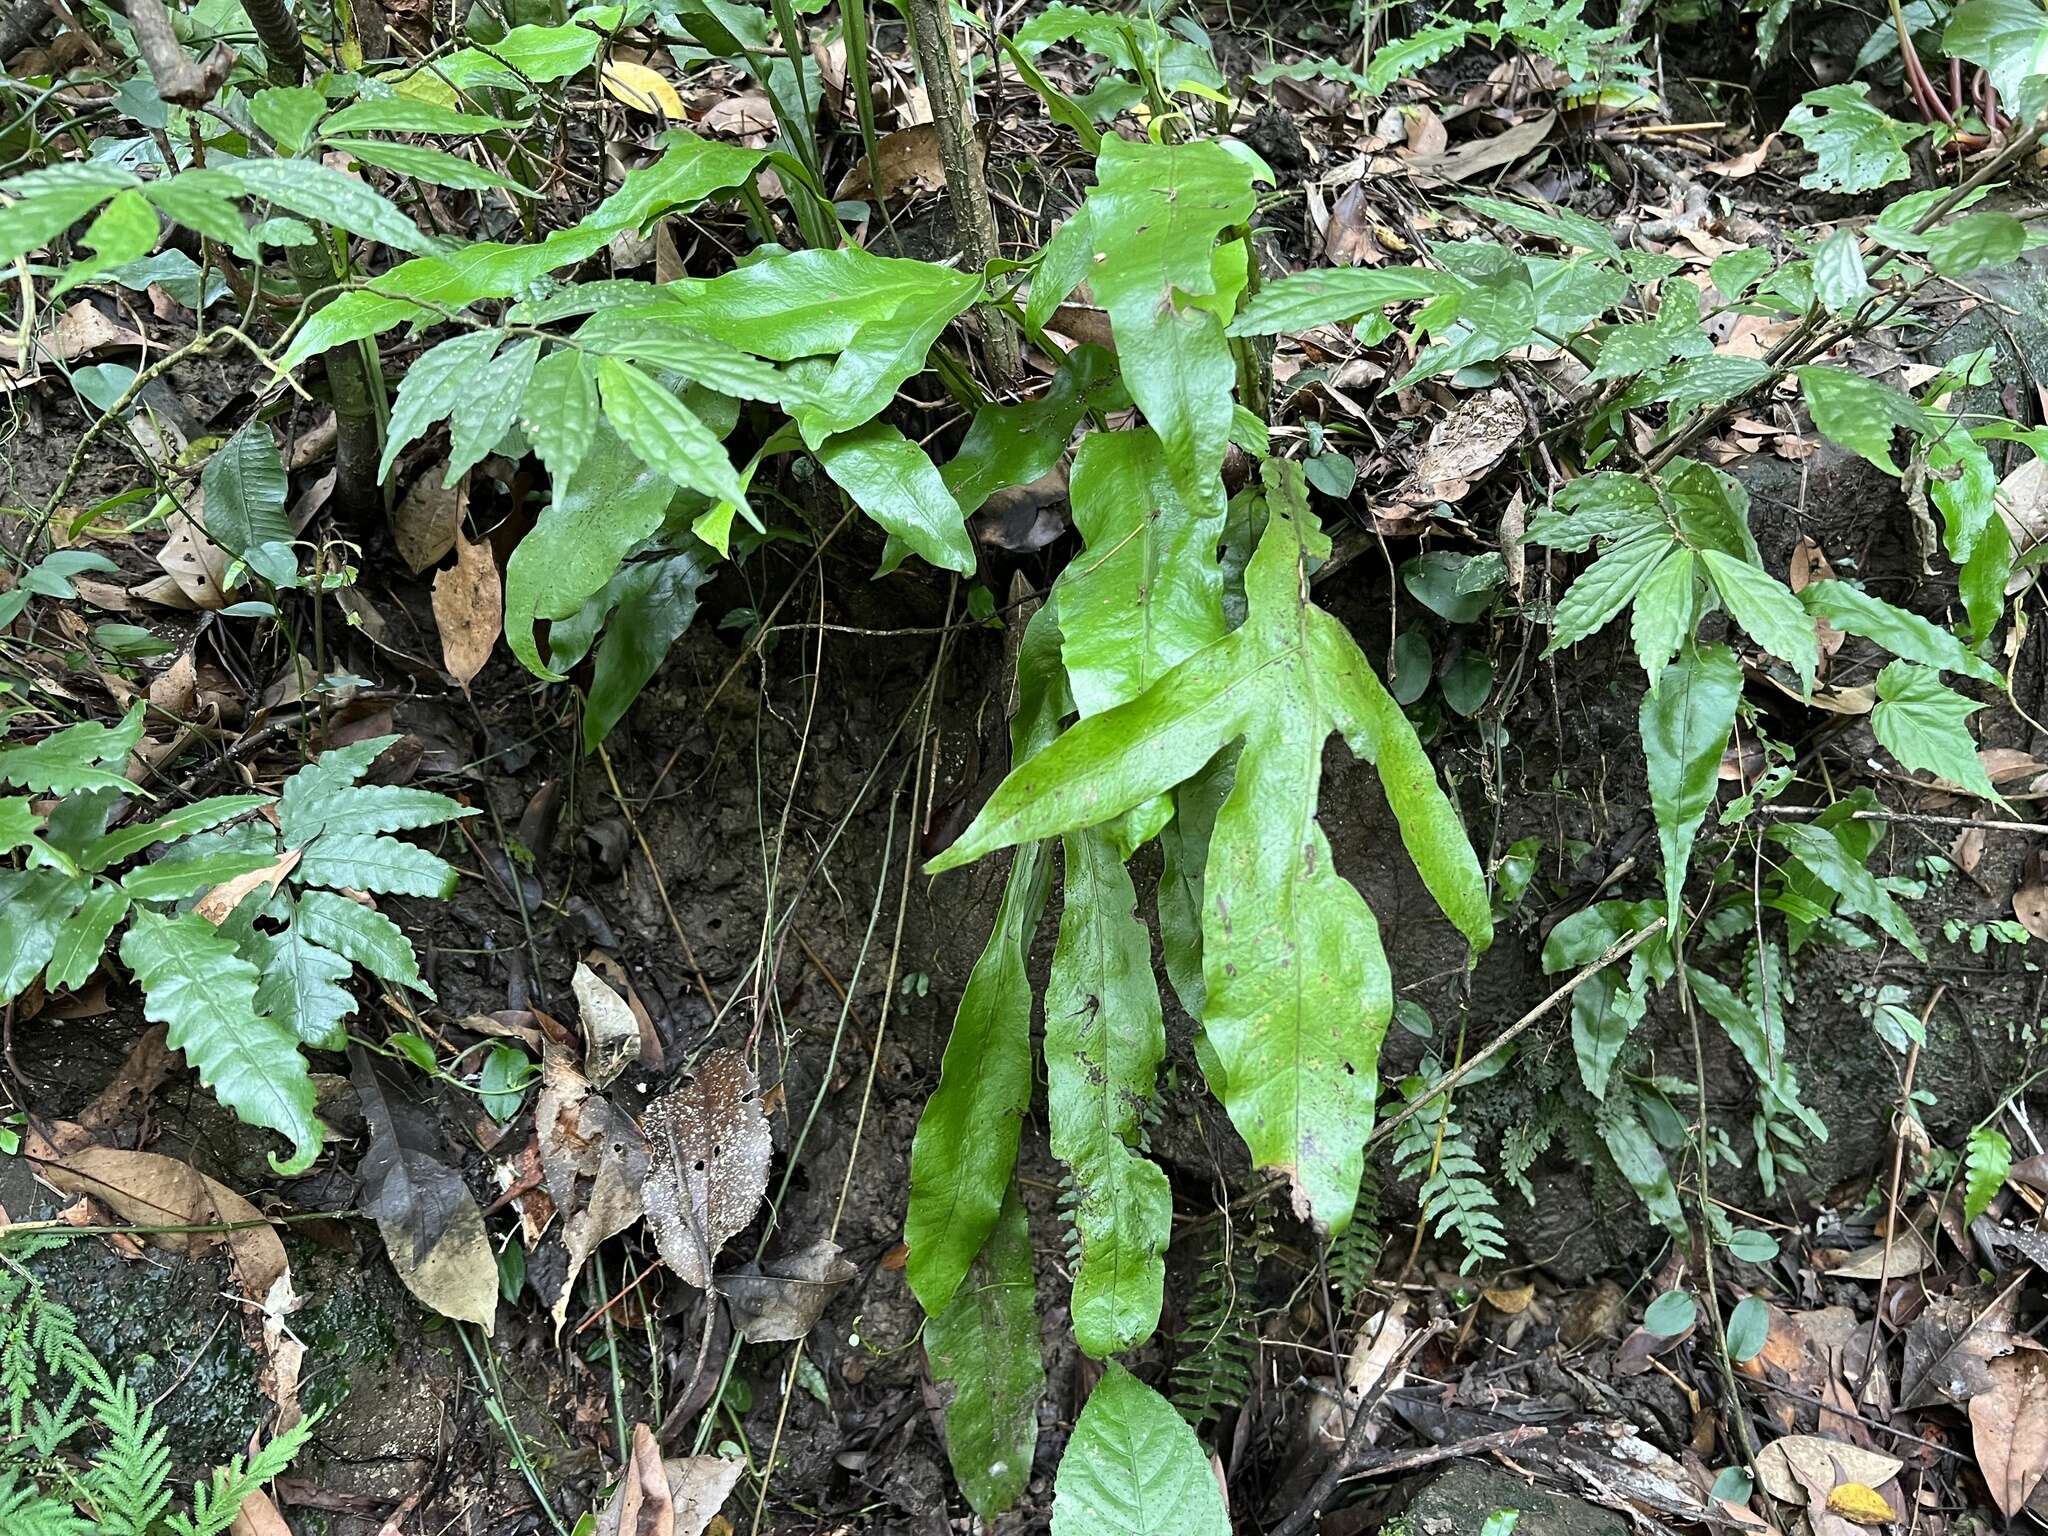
167, 1413, 318, 1536
1326, 1162, 1382, 1306
0, 1476, 89, 1536
1393, 1076, 1505, 1274
82, 1382, 172, 1536
1170, 1216, 1262, 1427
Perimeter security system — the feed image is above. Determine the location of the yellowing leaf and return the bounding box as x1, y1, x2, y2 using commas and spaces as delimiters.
1825, 1483, 1896, 1525
603, 60, 685, 120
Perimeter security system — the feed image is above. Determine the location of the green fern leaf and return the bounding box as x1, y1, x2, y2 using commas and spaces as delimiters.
297, 832, 457, 898
251, 922, 358, 1049
43, 887, 132, 994
119, 910, 324, 1174
0, 870, 88, 1002
0, 706, 144, 794
275, 736, 398, 844
1965, 1126, 2012, 1226
82, 1382, 172, 1536
79, 794, 271, 872
290, 889, 430, 995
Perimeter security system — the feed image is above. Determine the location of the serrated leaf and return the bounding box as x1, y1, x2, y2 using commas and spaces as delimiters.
1701, 548, 1818, 692
331, 139, 534, 195
252, 923, 358, 1050
1047, 826, 1170, 1357
1051, 1362, 1229, 1536
0, 162, 138, 265
44, 884, 124, 992
1631, 548, 1697, 687
0, 705, 144, 793
816, 422, 973, 575
298, 832, 458, 898
1796, 364, 1929, 474
121, 848, 281, 902
1966, 1126, 2014, 1225
120, 909, 322, 1174
167, 160, 435, 255
1872, 660, 1998, 799
1642, 642, 1742, 931
930, 465, 1489, 1228
80, 793, 271, 871
379, 330, 503, 483
1813, 226, 1872, 312
1546, 532, 1677, 651
1927, 212, 2027, 276
1528, 472, 1666, 551
1460, 192, 1621, 256
1799, 580, 1999, 681
292, 888, 431, 994
575, 308, 792, 404
250, 85, 327, 155
1768, 820, 1925, 959
518, 348, 598, 486
1784, 83, 1929, 194
0, 869, 88, 1001
596, 356, 749, 508
1587, 287, 1712, 383
924, 1184, 1044, 1521
1655, 354, 1774, 420
276, 736, 395, 843
447, 335, 541, 485
319, 98, 525, 135
200, 422, 290, 562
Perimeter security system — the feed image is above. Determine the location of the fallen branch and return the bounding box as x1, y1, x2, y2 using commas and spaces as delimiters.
114, 0, 234, 106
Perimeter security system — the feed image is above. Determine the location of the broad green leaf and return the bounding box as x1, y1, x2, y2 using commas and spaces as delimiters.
943, 344, 1117, 514
0, 870, 88, 1001
1459, 193, 1620, 257
329, 139, 534, 195
120, 910, 323, 1174
1795, 365, 1928, 474
1725, 1295, 1771, 1361
81, 793, 269, 870
1644, 1290, 1697, 1336
379, 330, 503, 483
1700, 548, 1818, 693
249, 86, 328, 155
1965, 1125, 2013, 1225
200, 422, 290, 562
0, 705, 145, 794
1871, 661, 1998, 799
168, 161, 435, 255
1543, 899, 1665, 1098
481, 1043, 530, 1121
596, 357, 749, 509
1711, 247, 1773, 298
1527, 473, 1665, 551
1932, 431, 2000, 564
816, 423, 973, 574
252, 922, 358, 1050
277, 735, 395, 843
1768, 821, 1925, 959
518, 349, 599, 486
431, 20, 604, 88
1641, 642, 1742, 930
583, 553, 710, 751
1666, 459, 1761, 562
319, 99, 526, 136
1630, 548, 1697, 687
141, 177, 260, 259
1546, 532, 1677, 651
582, 130, 766, 234
1960, 513, 2013, 644
923, 1185, 1044, 1521
298, 832, 459, 898
1084, 136, 1256, 525
575, 309, 792, 404
1587, 287, 1712, 383
1404, 243, 1539, 382
1051, 1362, 1229, 1536
50, 189, 160, 299
931, 466, 1490, 1227
1812, 226, 1871, 313
121, 848, 280, 902
505, 419, 679, 677
1058, 429, 1227, 716
0, 163, 138, 265
1026, 205, 1096, 333
1925, 212, 2025, 276
1156, 748, 1234, 1023
45, 885, 131, 993
446, 335, 541, 485
1598, 1102, 1687, 1236
1799, 581, 1999, 682
294, 887, 431, 994
1689, 954, 1827, 1140
906, 604, 1065, 1315
1784, 84, 1929, 194
1046, 826, 1170, 1357
1945, 0, 2048, 121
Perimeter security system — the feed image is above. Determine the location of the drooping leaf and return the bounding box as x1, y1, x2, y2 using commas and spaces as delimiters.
379, 330, 504, 483
924, 1184, 1044, 1522
1050, 1362, 1230, 1536
1871, 660, 1999, 799
44, 885, 131, 993
816, 422, 973, 574
1587, 287, 1713, 383
1795, 364, 1929, 474
119, 910, 323, 1174
0, 162, 139, 265
1768, 820, 1925, 960
0, 869, 88, 1001
1543, 899, 1666, 1099
596, 356, 749, 509
583, 553, 711, 751
1631, 548, 1698, 687
446, 335, 542, 485
931, 466, 1489, 1229
330, 139, 534, 195
1700, 548, 1818, 693
1598, 1101, 1687, 1236
942, 344, 1117, 514
199, 422, 291, 563
1640, 641, 1742, 930
1156, 747, 1234, 1023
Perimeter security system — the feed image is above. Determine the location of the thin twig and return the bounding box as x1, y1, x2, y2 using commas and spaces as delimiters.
1270, 1321, 1447, 1536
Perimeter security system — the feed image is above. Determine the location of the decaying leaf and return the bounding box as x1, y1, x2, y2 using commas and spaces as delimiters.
1824, 1483, 1895, 1525
1400, 388, 1523, 504
432, 525, 501, 689
2016, 847, 2048, 943
1900, 1278, 2021, 1408
1823, 1225, 1933, 1280
1971, 1348, 2048, 1518
716, 1237, 857, 1342
195, 848, 302, 927
537, 1040, 650, 1332
596, 1423, 743, 1536
352, 1051, 499, 1333
1754, 1435, 1902, 1506
573, 959, 642, 1091
395, 469, 466, 574
834, 121, 951, 200
643, 1048, 771, 1289
602, 60, 686, 120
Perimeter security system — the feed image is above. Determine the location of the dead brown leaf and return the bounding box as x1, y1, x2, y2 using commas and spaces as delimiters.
571, 960, 642, 1091
1704, 132, 1779, 178
228, 1490, 294, 1536
1404, 111, 1557, 185
1824, 1226, 1934, 1280
834, 120, 963, 200
596, 1423, 744, 1536
537, 1041, 648, 1332
2017, 848, 2048, 943
1971, 1348, 2048, 1517
643, 1049, 771, 1289
700, 92, 777, 139
1901, 1277, 2021, 1408
716, 1238, 857, 1342
431, 525, 500, 688
394, 469, 465, 573
1402, 388, 1523, 503
39, 300, 146, 363
196, 848, 302, 927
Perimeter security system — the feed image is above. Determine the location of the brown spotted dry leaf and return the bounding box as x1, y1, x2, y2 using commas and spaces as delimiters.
1824, 1225, 1934, 1280
1402, 388, 1524, 504
572, 960, 642, 1091
834, 120, 951, 200
2016, 848, 2048, 943
432, 525, 500, 688
1901, 1277, 2022, 1409
1970, 1348, 2048, 1517
394, 468, 464, 573
644, 1049, 771, 1289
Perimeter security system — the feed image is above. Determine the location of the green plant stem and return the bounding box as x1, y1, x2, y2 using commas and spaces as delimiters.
456, 1324, 567, 1536
285, 238, 381, 521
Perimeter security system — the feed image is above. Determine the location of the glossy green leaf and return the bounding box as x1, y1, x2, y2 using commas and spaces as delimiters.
50, 189, 160, 298
1798, 581, 1999, 682
1598, 1102, 1687, 1236
1543, 899, 1665, 1099
168, 160, 435, 255
298, 833, 459, 898
252, 922, 358, 1050
1656, 355, 1774, 421
200, 422, 290, 562
931, 467, 1489, 1228
44, 885, 130, 994
0, 869, 88, 1001
329, 139, 534, 195
121, 848, 280, 902
1641, 641, 1741, 930
583, 130, 766, 233
1460, 193, 1620, 256
1058, 429, 1227, 715
1046, 826, 1170, 1357
319, 98, 526, 136
1051, 1362, 1229, 1536
0, 705, 144, 794
943, 344, 1116, 514
1926, 212, 2027, 276
1784, 84, 1928, 194
120, 910, 322, 1174
1700, 549, 1818, 693
1871, 660, 1998, 799
1226, 266, 1447, 337
293, 887, 431, 995
277, 736, 470, 844
379, 330, 504, 483
1767, 821, 1924, 960
433, 20, 604, 87
81, 793, 269, 871
1945, 0, 2048, 121
596, 357, 749, 508
1965, 1125, 2013, 1225
816, 423, 973, 574
1812, 226, 1872, 312
0, 163, 138, 265
1527, 472, 1665, 551
1795, 364, 1928, 474
1404, 243, 1539, 382
924, 1183, 1044, 1521
1630, 548, 1697, 687
583, 553, 710, 751
249, 86, 328, 155
1689, 950, 1827, 1141
480, 1043, 532, 1122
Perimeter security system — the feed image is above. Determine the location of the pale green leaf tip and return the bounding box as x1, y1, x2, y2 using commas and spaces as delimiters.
268, 1120, 325, 1177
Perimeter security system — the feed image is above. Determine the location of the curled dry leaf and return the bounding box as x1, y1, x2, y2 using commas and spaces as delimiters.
196, 848, 302, 927
1754, 1436, 1902, 1506
572, 960, 643, 1091
432, 525, 501, 689
537, 1040, 650, 1332
1970, 1348, 2048, 1518
352, 1051, 499, 1334
2015, 847, 2048, 944
701, 92, 778, 139
716, 1237, 857, 1342
1824, 1225, 1934, 1280
597, 1423, 744, 1536
1705, 132, 1779, 179
834, 121, 950, 200
643, 1048, 771, 1289
1824, 1483, 1895, 1526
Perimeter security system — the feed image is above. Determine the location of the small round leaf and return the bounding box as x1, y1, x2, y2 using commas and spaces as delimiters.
1643, 1289, 1697, 1337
